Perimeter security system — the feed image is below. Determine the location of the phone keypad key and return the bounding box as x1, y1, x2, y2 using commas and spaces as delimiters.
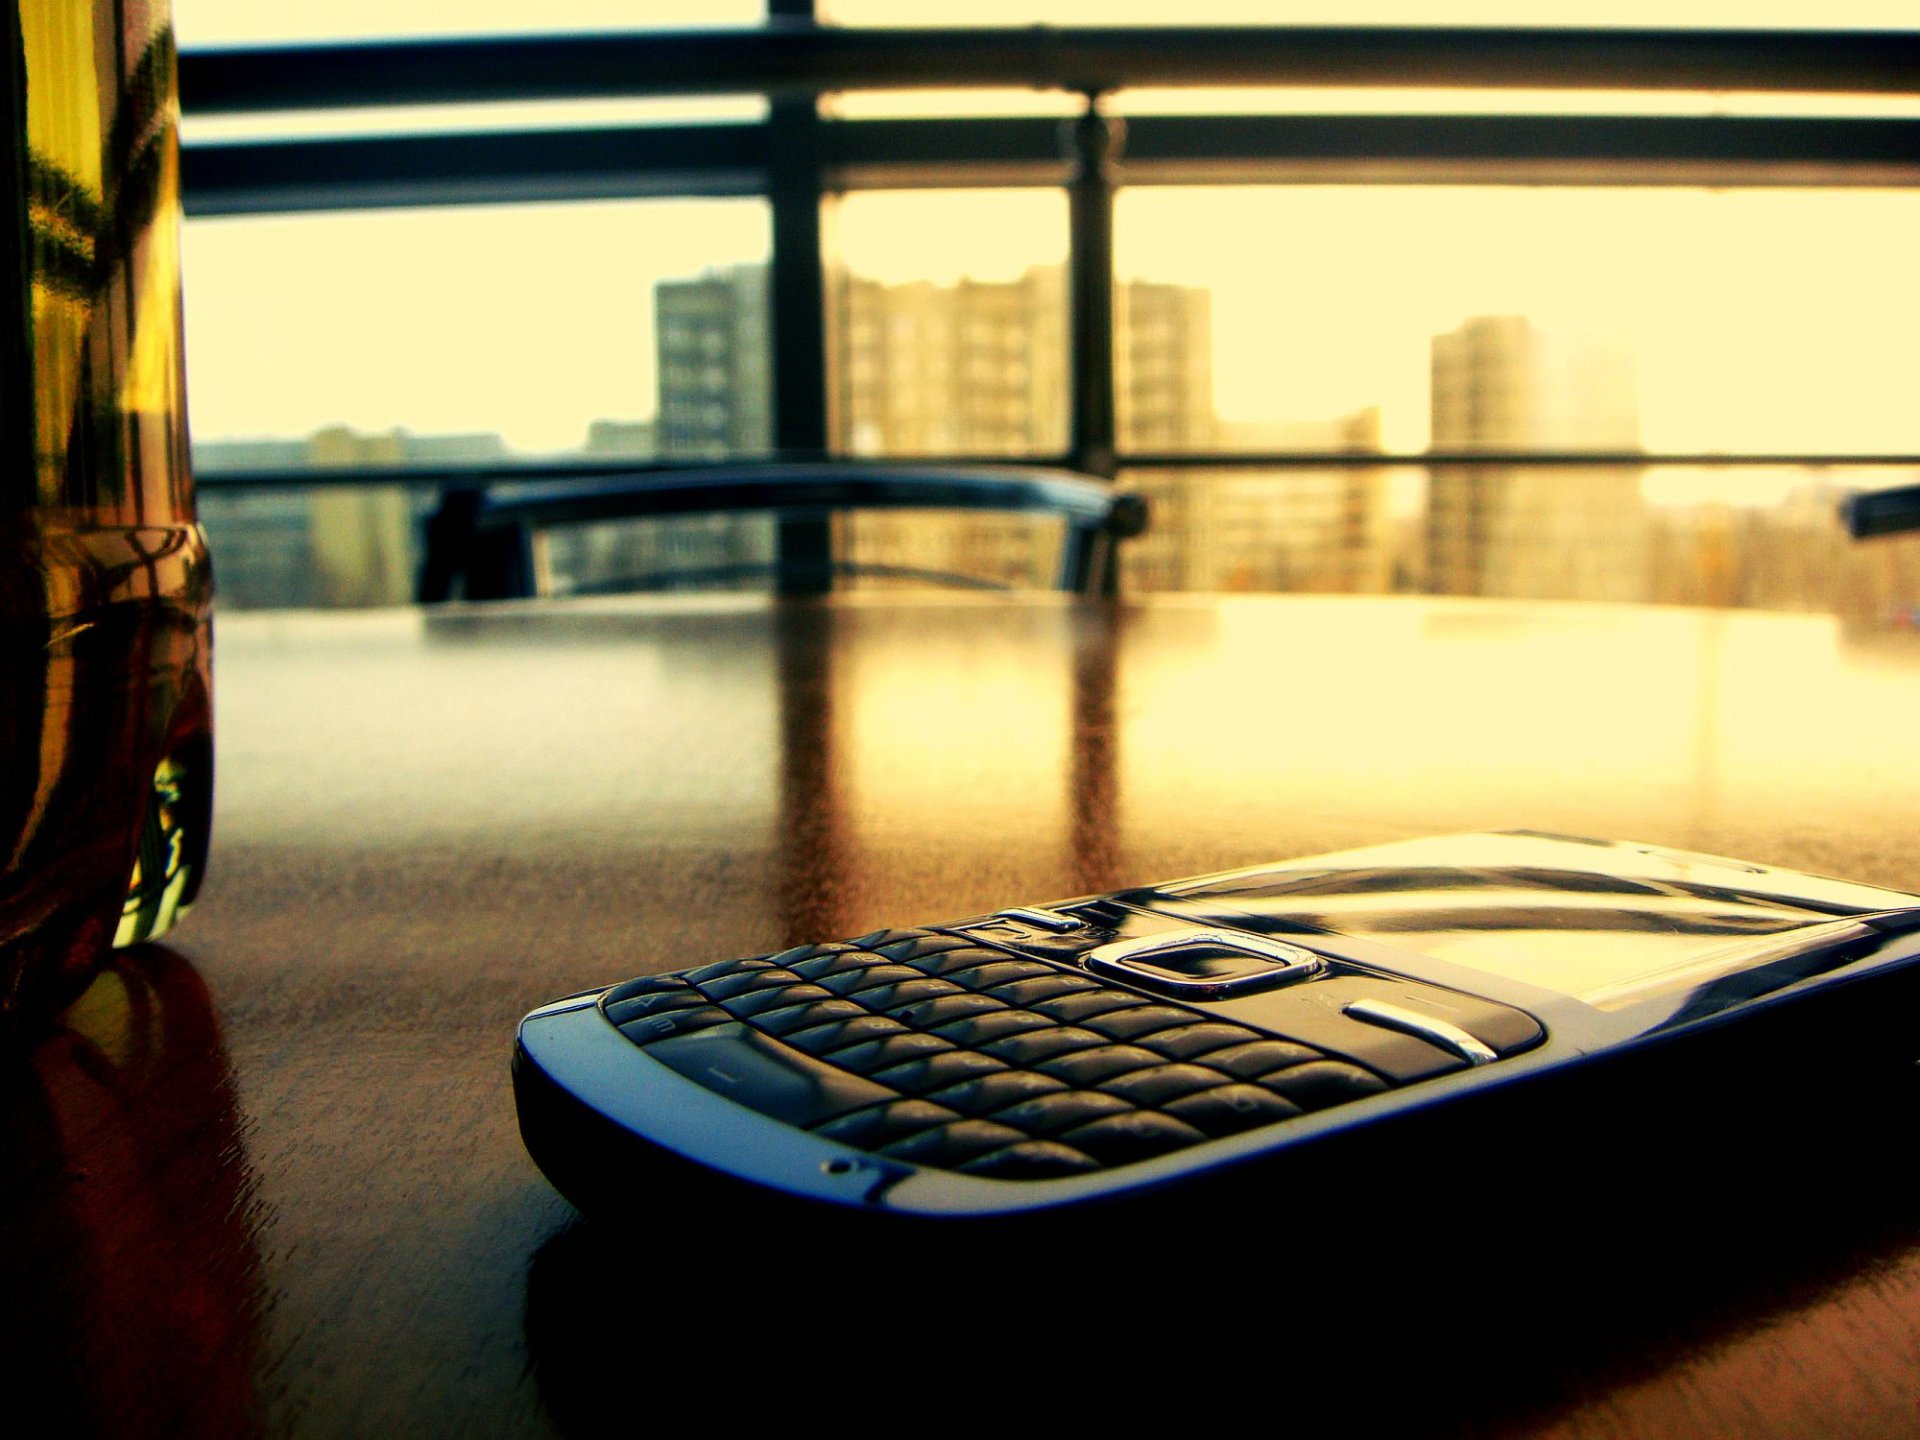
681, 957, 778, 987
893, 992, 1011, 1029
752, 997, 870, 1037
869, 1049, 1012, 1096
821, 964, 926, 997
1137, 1022, 1266, 1062
815, 1099, 959, 1149
875, 933, 980, 964
721, 983, 837, 1020
1162, 1084, 1302, 1137
1197, 1039, 1325, 1080
1026, 990, 1153, 1026
877, 1119, 1032, 1168
690, 966, 787, 1002
1058, 1111, 1206, 1166
993, 973, 1106, 1006
989, 1089, 1135, 1136
1257, 1059, 1392, 1111
1079, 1004, 1199, 1043
602, 986, 710, 1027
943, 959, 1057, 990
612, 1004, 732, 1044
923, 1069, 1069, 1116
829, 1031, 956, 1074
781, 1014, 910, 1055
956, 1141, 1102, 1178
930, 1009, 1055, 1047
786, 948, 875, 982
1096, 1061, 1231, 1109
981, 1025, 1111, 1067
1037, 1044, 1167, 1088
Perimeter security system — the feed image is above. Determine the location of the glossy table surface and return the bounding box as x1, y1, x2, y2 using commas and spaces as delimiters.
10, 592, 1920, 1437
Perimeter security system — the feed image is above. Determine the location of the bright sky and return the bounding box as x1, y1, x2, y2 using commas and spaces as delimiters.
182, 201, 771, 453
172, 1, 1920, 458
184, 186, 1920, 455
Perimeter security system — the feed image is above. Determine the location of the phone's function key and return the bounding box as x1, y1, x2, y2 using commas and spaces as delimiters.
1342, 998, 1501, 1066
610, 1004, 732, 1045
639, 1021, 898, 1128
995, 906, 1085, 932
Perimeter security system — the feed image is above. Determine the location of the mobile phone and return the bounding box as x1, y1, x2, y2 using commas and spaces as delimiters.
512, 831, 1920, 1222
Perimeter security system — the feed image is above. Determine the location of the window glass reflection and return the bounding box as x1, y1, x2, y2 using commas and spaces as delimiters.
1116, 186, 1920, 457
185, 198, 771, 606
1120, 463, 1920, 624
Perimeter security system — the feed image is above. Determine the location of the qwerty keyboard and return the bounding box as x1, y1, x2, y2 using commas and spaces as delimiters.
599, 927, 1394, 1179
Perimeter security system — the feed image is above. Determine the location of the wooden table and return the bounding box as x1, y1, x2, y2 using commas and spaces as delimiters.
9, 592, 1920, 1437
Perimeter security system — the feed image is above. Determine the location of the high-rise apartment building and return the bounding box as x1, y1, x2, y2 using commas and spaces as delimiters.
1124, 410, 1394, 594
827, 266, 1219, 586
655, 264, 772, 458
1115, 280, 1214, 454
1427, 315, 1646, 602
836, 268, 1070, 459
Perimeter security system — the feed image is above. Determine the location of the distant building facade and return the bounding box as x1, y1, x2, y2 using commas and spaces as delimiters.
1427, 315, 1647, 602
1124, 409, 1394, 594
828, 266, 1221, 587
194, 428, 507, 608
655, 265, 771, 458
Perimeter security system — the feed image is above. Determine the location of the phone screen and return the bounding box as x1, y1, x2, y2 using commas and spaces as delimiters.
1151, 835, 1920, 1007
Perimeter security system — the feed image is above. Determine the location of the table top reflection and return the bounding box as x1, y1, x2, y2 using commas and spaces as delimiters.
10, 591, 1920, 1438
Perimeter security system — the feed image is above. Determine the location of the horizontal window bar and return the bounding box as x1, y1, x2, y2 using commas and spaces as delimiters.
1112, 114, 1920, 186
191, 452, 1920, 491
191, 455, 1078, 490
182, 126, 765, 216
1121, 452, 1920, 468
183, 113, 1920, 214
178, 26, 1920, 116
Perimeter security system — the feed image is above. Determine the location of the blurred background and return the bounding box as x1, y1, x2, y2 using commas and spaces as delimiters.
174, 1, 1920, 615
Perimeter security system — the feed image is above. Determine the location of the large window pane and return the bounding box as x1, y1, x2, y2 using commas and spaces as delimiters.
186, 198, 771, 606
1116, 186, 1920, 457
830, 190, 1069, 459
827, 191, 1071, 590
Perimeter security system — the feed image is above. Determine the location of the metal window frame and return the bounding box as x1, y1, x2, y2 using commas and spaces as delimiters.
175, 21, 1920, 591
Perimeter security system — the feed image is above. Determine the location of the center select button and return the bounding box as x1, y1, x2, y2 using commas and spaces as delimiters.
1084, 928, 1325, 1000
638, 1022, 894, 1127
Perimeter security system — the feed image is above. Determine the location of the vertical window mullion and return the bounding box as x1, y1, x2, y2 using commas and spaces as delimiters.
766, 0, 833, 594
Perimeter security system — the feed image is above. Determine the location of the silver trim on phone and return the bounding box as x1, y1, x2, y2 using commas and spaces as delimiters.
1343, 999, 1499, 1065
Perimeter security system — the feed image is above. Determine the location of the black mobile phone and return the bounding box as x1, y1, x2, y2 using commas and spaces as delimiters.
512, 831, 1920, 1223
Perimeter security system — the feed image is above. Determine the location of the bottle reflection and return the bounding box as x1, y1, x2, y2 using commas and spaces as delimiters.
0, 947, 265, 1440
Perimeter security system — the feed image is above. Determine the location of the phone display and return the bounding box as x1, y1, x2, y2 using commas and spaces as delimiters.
512, 832, 1920, 1220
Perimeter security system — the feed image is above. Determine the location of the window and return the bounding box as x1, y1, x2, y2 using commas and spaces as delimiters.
185, 198, 771, 605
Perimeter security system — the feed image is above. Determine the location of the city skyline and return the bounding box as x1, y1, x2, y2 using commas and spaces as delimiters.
182, 185, 1920, 462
